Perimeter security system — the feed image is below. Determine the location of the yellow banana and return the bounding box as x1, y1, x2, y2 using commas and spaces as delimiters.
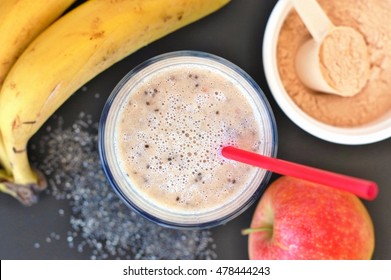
0, 167, 11, 182
1, 131, 45, 205
0, 0, 230, 198
0, 0, 76, 180
0, 131, 8, 171
0, 0, 76, 87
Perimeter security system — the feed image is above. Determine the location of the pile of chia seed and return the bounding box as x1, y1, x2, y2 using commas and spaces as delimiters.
31, 112, 217, 260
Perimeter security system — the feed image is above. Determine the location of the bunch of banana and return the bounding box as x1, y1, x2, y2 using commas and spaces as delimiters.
0, 0, 230, 205
0, 0, 76, 204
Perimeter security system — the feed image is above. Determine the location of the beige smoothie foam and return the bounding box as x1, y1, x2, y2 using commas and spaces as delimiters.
115, 65, 263, 213
277, 0, 391, 127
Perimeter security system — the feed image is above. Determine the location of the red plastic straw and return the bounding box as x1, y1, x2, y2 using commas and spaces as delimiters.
221, 146, 378, 200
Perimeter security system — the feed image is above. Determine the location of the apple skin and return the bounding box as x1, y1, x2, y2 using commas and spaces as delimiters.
246, 176, 375, 260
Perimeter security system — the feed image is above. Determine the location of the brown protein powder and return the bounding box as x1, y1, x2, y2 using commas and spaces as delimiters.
319, 27, 369, 96
277, 0, 391, 127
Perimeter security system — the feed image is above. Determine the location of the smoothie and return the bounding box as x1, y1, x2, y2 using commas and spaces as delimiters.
100, 52, 276, 228
117, 65, 261, 212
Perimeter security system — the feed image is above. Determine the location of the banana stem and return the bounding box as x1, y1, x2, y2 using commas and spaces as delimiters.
0, 181, 38, 206
0, 167, 47, 206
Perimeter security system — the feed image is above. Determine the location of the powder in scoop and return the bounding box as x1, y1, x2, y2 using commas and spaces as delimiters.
277, 0, 391, 127
319, 27, 369, 96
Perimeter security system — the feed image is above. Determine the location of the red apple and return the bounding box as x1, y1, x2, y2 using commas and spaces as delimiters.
244, 176, 375, 260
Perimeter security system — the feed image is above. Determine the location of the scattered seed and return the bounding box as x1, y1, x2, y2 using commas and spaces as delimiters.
32, 114, 217, 260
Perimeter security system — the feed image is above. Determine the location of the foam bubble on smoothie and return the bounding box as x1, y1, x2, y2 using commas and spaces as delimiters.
115, 65, 263, 213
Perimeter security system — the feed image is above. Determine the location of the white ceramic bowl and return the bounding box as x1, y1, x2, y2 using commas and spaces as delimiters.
263, 0, 391, 145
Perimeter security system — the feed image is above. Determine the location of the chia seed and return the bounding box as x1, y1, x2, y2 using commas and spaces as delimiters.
33, 113, 217, 260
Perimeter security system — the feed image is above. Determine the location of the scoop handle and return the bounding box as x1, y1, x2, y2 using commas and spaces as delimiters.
292, 0, 334, 42
221, 146, 378, 201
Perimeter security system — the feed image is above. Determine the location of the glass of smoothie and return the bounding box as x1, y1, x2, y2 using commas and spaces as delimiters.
99, 51, 277, 229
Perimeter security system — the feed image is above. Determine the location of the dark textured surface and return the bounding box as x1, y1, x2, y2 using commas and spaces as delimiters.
0, 0, 390, 260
